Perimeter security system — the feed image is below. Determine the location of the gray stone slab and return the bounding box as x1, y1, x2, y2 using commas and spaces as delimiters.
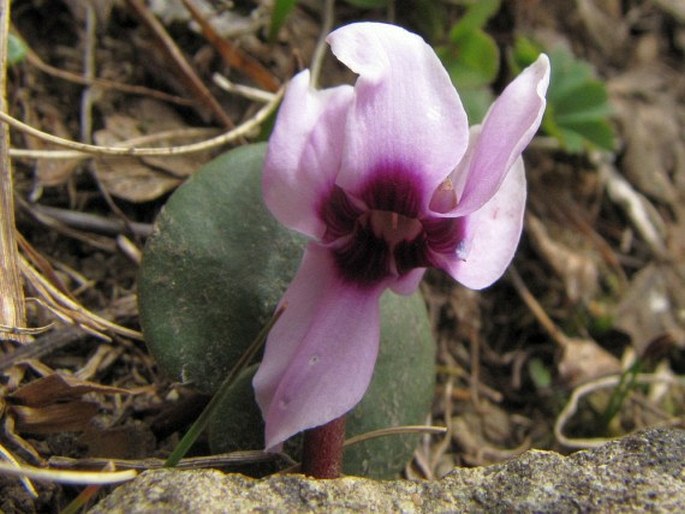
90, 427, 685, 513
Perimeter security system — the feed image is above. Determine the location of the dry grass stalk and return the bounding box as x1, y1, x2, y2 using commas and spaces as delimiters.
555, 373, 685, 449
1, 88, 282, 159
0, 459, 137, 485
0, 0, 28, 343
125, 0, 234, 128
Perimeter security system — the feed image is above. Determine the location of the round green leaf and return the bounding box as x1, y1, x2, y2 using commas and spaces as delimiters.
440, 29, 500, 90
139, 143, 305, 393
140, 143, 436, 478
207, 290, 436, 479
342, 290, 435, 478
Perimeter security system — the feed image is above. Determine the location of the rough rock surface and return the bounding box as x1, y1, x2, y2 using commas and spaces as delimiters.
90, 427, 685, 513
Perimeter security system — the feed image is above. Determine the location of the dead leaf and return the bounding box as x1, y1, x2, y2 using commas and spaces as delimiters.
614, 263, 685, 355
63, 0, 115, 25
610, 66, 685, 207
598, 157, 668, 258
93, 98, 214, 202
526, 214, 600, 304
8, 373, 130, 407
22, 100, 82, 187
576, 0, 628, 57
6, 374, 132, 435
93, 156, 182, 203
81, 422, 156, 460
10, 402, 98, 434
652, 0, 685, 22
450, 399, 530, 466
558, 337, 621, 387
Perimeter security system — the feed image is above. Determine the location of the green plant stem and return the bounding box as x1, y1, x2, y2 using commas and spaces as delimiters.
301, 415, 346, 479
600, 359, 641, 432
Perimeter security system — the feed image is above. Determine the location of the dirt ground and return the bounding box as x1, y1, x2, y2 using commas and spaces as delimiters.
1, 0, 684, 511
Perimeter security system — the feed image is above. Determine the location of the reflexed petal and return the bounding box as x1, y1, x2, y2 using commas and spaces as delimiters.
253, 243, 384, 451
450, 54, 549, 216
439, 157, 526, 289
263, 70, 354, 239
327, 22, 469, 209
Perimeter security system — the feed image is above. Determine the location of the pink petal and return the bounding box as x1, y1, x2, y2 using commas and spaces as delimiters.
263, 70, 354, 239
327, 23, 469, 209
439, 156, 527, 289
390, 268, 426, 295
450, 54, 549, 216
253, 243, 385, 451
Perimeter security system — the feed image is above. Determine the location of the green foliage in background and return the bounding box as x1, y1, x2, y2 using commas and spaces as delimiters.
268, 0, 298, 42
342, 0, 388, 7
436, 0, 501, 123
268, 1, 615, 153
512, 37, 616, 153
7, 34, 27, 66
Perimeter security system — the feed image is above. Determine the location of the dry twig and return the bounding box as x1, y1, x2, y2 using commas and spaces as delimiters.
23, 203, 152, 238
49, 450, 283, 471
555, 373, 685, 449
0, 460, 137, 485
0, 441, 37, 498
508, 266, 570, 348
309, 0, 335, 88
213, 73, 277, 103
0, 0, 28, 343
19, 255, 143, 341
594, 152, 668, 258
0, 325, 90, 372
124, 0, 233, 128
1, 88, 282, 159
181, 0, 280, 92
18, 31, 195, 106
80, 3, 97, 144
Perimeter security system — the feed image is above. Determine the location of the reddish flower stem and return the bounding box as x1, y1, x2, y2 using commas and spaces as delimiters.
301, 415, 346, 478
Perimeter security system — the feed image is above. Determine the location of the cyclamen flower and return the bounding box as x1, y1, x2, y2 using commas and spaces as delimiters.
254, 22, 550, 450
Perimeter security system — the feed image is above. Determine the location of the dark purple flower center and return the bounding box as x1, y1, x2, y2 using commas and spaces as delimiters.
319, 165, 466, 288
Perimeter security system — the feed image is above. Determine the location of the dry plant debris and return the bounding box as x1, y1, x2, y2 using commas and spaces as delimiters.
0, 0, 683, 511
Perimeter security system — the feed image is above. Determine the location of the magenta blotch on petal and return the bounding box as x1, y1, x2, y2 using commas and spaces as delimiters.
328, 22, 470, 208
254, 22, 550, 450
